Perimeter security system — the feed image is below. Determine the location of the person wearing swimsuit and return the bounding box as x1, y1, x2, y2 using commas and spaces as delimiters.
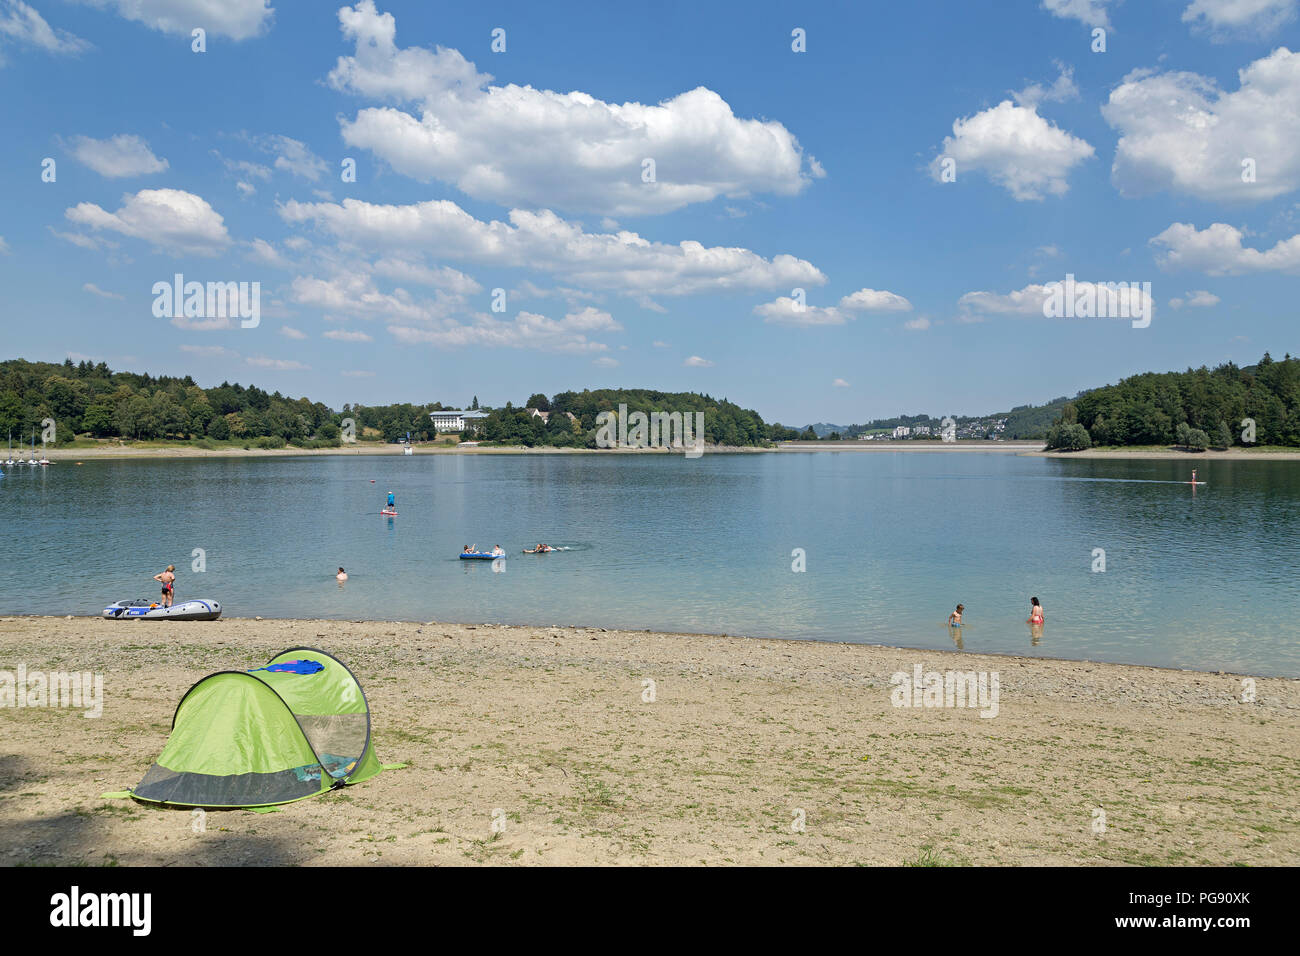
153, 565, 176, 608
948, 604, 964, 627
1028, 596, 1044, 625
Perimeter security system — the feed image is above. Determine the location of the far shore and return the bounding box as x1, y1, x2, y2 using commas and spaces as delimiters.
1, 615, 1294, 866
22, 440, 1300, 462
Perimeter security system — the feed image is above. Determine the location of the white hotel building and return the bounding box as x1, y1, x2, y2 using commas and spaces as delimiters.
429, 410, 490, 432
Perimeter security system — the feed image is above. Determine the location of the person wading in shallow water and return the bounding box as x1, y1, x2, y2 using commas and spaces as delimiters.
153, 565, 176, 608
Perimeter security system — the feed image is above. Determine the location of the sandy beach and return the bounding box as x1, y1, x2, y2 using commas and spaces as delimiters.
1, 616, 1295, 866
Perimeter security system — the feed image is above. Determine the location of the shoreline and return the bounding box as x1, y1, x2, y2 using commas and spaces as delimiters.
28, 441, 1300, 461
2, 615, 1294, 866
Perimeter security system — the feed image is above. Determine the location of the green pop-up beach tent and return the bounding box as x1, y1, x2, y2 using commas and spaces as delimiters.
129, 647, 385, 809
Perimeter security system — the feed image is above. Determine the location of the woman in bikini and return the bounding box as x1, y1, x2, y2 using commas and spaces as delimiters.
153, 565, 176, 608
1028, 597, 1044, 625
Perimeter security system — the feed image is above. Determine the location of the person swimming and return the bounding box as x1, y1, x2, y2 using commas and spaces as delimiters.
491, 544, 504, 556
948, 603, 964, 627
1028, 597, 1044, 625
336, 567, 348, 581
153, 565, 176, 608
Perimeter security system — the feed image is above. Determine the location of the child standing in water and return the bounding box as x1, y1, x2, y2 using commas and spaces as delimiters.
153, 565, 176, 607
1028, 597, 1044, 625
947, 604, 964, 627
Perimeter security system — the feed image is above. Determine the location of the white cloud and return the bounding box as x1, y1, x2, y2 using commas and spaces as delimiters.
930, 100, 1094, 200
754, 296, 848, 326
84, 0, 273, 42
959, 280, 1154, 318
247, 238, 293, 269
683, 355, 714, 367
652, 340, 670, 348
371, 257, 481, 294
904, 316, 932, 331
280, 197, 825, 297
179, 344, 237, 358
260, 134, 327, 182
838, 287, 913, 312
65, 134, 168, 178
246, 355, 309, 370
342, 369, 374, 377
388, 307, 621, 353
1150, 221, 1300, 274
593, 356, 619, 368
328, 1, 823, 216
290, 271, 455, 323
1102, 48, 1300, 202
1169, 290, 1221, 308
65, 188, 230, 256
323, 328, 373, 343
236, 181, 256, 197
83, 282, 123, 299
0, 0, 90, 56
1041, 0, 1113, 28
832, 378, 850, 387
1012, 62, 1080, 109
1182, 0, 1297, 39
278, 325, 307, 339
0, 235, 8, 254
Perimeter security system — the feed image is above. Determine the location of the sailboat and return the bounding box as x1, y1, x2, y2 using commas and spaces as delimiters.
3, 431, 14, 466
403, 431, 413, 455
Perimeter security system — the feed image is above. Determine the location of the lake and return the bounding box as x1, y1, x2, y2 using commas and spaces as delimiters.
2, 451, 1297, 676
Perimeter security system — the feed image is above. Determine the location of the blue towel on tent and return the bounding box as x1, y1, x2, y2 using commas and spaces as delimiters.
249, 659, 324, 675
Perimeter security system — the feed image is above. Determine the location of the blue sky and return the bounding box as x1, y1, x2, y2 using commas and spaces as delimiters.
1, 0, 1297, 425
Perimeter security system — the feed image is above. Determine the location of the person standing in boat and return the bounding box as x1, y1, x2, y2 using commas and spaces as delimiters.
153, 565, 176, 608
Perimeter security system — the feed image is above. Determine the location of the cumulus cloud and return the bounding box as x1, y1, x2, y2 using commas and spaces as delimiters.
838, 288, 913, 312
323, 328, 374, 342
371, 257, 481, 294
327, 1, 823, 216
65, 188, 230, 256
246, 355, 309, 370
593, 356, 620, 368
959, 279, 1154, 318
930, 100, 1094, 200
1102, 48, 1300, 203
290, 271, 458, 324
260, 134, 328, 182
1150, 221, 1300, 274
1169, 289, 1221, 308
0, 0, 90, 57
684, 355, 714, 367
83, 282, 123, 299
279, 197, 825, 297
904, 316, 932, 331
832, 378, 850, 387
278, 325, 307, 339
1011, 62, 1080, 109
65, 134, 168, 178
388, 306, 621, 353
83, 0, 273, 42
754, 296, 848, 326
1041, 0, 1113, 28
1182, 0, 1297, 39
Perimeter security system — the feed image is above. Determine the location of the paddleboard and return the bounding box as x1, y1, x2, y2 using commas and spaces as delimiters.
381, 510, 398, 515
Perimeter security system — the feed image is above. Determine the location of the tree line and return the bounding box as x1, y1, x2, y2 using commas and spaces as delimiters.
0, 359, 785, 448
1045, 354, 1300, 450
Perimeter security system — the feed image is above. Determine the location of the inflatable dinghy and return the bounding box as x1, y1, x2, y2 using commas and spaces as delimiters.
103, 599, 222, 621
459, 552, 503, 560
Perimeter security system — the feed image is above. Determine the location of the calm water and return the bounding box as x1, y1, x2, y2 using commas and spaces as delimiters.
1, 452, 1298, 676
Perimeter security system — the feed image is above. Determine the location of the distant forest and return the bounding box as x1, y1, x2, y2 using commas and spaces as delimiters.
1045, 354, 1300, 450
0, 359, 789, 448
